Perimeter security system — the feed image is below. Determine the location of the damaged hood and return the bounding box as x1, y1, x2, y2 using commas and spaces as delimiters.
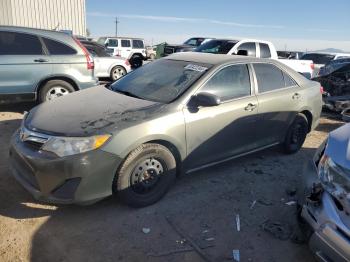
26, 86, 163, 136
326, 123, 350, 170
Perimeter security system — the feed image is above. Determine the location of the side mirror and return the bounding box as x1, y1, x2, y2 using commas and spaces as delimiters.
236, 50, 248, 56
190, 92, 221, 107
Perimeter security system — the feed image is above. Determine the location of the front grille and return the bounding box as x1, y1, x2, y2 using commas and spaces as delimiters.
24, 140, 43, 151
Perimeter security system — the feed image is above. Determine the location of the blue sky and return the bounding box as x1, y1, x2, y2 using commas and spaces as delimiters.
86, 0, 350, 51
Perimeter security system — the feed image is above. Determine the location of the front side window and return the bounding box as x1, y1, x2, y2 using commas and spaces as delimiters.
108, 39, 118, 47
195, 40, 238, 54
132, 40, 144, 49
111, 59, 212, 103
254, 63, 286, 93
200, 64, 251, 101
0, 31, 43, 55
121, 40, 131, 47
237, 42, 256, 57
43, 38, 76, 55
259, 43, 271, 58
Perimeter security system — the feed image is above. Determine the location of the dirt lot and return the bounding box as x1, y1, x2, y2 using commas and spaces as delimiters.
0, 105, 345, 262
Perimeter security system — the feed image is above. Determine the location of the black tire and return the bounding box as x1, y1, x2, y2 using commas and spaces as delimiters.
130, 55, 143, 68
283, 114, 308, 154
113, 143, 176, 207
110, 65, 127, 81
39, 80, 75, 103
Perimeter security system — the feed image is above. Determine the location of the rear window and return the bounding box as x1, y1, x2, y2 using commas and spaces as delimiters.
301, 53, 335, 64
132, 40, 144, 49
0, 31, 43, 55
111, 59, 212, 103
259, 43, 271, 58
195, 40, 238, 54
43, 38, 76, 55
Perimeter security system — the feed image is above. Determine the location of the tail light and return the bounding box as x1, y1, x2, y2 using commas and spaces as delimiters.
320, 86, 324, 94
125, 59, 130, 66
73, 37, 94, 70
310, 63, 315, 70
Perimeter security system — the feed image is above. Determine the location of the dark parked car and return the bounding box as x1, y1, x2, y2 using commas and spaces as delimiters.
162, 37, 213, 56
299, 123, 350, 261
0, 26, 98, 103
312, 58, 350, 111
9, 53, 321, 207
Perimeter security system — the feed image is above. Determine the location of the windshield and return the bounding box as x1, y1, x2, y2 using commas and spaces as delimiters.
300, 53, 335, 64
110, 59, 211, 103
184, 38, 203, 46
195, 40, 238, 54
320, 59, 350, 76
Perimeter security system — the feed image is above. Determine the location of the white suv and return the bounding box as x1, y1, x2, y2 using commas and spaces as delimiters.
97, 37, 146, 68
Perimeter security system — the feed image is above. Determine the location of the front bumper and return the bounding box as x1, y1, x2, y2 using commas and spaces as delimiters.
9, 130, 122, 205
301, 158, 350, 262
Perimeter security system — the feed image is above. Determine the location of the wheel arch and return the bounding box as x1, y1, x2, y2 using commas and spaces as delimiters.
299, 109, 313, 133
35, 75, 79, 99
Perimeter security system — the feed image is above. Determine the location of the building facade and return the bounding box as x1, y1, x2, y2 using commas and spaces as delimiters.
0, 0, 86, 36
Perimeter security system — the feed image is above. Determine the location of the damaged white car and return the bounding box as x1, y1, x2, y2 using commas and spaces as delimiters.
299, 123, 350, 262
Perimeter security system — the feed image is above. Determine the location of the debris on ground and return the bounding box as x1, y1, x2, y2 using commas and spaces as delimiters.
236, 214, 241, 232
250, 200, 257, 209
142, 228, 151, 234
257, 199, 273, 206
285, 201, 297, 206
165, 217, 213, 262
261, 220, 293, 241
232, 249, 240, 262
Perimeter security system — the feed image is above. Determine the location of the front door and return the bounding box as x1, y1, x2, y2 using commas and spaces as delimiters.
183, 64, 259, 170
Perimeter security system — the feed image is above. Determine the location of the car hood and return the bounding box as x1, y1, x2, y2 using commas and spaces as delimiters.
325, 123, 350, 170
26, 86, 165, 136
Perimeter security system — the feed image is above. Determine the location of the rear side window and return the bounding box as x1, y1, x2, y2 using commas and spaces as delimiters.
132, 40, 144, 48
237, 42, 256, 57
43, 38, 76, 55
283, 72, 297, 87
0, 31, 43, 55
121, 40, 131, 47
259, 43, 271, 58
201, 64, 251, 101
254, 63, 286, 93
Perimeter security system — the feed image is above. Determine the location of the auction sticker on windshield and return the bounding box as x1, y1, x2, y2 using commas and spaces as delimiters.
184, 64, 208, 72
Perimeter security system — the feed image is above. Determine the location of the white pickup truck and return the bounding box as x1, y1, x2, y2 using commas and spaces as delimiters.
195, 39, 314, 78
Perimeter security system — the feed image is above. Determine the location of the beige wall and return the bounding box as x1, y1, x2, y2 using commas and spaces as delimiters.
0, 0, 86, 36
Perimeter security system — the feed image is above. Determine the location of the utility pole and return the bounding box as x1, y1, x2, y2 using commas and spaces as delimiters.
115, 17, 119, 37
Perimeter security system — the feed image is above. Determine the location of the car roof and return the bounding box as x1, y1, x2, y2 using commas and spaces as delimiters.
98, 36, 144, 40
0, 25, 73, 39
164, 52, 268, 65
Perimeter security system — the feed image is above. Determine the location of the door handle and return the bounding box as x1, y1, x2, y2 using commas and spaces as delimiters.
292, 93, 301, 99
34, 59, 48, 63
244, 103, 257, 111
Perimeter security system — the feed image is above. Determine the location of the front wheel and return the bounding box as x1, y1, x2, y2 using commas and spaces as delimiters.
113, 143, 176, 207
283, 114, 308, 154
39, 80, 75, 103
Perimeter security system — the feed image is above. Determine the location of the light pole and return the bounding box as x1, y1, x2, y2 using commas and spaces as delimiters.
115, 17, 119, 37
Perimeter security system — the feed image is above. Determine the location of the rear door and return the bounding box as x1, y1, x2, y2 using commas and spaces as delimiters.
0, 30, 52, 98
120, 39, 132, 59
41, 37, 87, 80
252, 63, 302, 146
183, 63, 259, 170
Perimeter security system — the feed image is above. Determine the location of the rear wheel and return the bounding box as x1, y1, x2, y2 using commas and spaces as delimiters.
39, 80, 75, 103
130, 55, 143, 68
283, 114, 308, 154
113, 143, 176, 207
110, 65, 127, 81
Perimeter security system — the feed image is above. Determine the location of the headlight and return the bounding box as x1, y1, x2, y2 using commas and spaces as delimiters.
318, 154, 350, 194
42, 134, 111, 157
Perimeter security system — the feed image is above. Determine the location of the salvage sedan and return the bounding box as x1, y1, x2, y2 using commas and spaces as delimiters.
300, 123, 350, 261
9, 53, 322, 207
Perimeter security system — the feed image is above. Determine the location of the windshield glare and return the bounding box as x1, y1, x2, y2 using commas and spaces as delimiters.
195, 40, 238, 54
110, 59, 211, 103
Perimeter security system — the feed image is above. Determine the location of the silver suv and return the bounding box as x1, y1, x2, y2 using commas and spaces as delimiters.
0, 26, 98, 103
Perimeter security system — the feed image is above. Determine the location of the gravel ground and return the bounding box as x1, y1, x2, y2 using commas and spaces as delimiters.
0, 104, 345, 262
